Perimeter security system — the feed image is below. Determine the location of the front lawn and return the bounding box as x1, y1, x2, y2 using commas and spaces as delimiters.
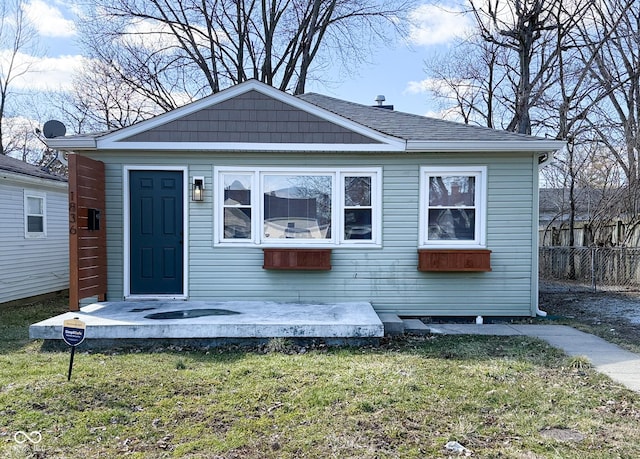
1, 295, 639, 458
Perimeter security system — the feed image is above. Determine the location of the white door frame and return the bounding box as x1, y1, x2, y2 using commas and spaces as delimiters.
123, 165, 189, 300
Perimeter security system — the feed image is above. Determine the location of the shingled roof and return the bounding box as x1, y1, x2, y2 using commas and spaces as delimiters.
0, 154, 67, 182
44, 80, 564, 153
298, 92, 549, 143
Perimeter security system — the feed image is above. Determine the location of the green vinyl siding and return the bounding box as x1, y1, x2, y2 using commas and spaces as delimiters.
89, 150, 539, 317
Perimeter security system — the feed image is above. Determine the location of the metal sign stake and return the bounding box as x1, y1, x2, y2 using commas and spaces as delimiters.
67, 346, 76, 381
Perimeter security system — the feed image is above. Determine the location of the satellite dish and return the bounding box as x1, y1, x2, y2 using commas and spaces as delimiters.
42, 120, 66, 139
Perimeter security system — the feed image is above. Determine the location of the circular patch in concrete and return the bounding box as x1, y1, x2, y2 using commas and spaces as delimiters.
145, 309, 241, 319
130, 307, 156, 312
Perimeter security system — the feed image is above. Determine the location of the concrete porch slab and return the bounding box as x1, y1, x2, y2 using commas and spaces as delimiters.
29, 300, 384, 341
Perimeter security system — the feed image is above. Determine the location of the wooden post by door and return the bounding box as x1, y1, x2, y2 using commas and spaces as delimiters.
68, 154, 107, 311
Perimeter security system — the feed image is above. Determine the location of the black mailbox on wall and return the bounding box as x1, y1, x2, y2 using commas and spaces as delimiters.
88, 208, 101, 231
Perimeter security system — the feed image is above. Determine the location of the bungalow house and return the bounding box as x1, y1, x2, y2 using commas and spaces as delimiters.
45, 80, 563, 318
0, 154, 68, 304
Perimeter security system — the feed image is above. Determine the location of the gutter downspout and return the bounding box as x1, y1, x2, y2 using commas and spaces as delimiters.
538, 152, 554, 168
534, 151, 556, 317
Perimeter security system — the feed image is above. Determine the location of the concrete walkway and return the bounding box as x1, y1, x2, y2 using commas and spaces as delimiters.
415, 322, 640, 393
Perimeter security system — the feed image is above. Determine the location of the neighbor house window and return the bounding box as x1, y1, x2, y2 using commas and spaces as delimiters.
215, 167, 381, 246
24, 191, 47, 238
419, 166, 486, 247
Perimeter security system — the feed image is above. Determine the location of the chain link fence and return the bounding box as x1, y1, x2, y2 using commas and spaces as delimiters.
539, 247, 640, 291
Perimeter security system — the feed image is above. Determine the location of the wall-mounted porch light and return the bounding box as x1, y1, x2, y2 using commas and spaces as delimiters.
192, 176, 205, 202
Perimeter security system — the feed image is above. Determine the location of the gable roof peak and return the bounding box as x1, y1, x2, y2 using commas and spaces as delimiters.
45, 79, 564, 154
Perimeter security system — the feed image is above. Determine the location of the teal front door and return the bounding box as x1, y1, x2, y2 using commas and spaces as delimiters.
129, 170, 184, 295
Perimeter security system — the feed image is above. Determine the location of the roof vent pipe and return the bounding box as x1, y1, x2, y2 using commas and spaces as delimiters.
373, 95, 394, 110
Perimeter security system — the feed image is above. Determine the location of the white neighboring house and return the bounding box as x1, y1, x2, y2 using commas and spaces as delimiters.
0, 155, 68, 304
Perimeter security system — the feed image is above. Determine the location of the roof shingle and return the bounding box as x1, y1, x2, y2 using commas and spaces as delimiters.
0, 154, 67, 182
298, 93, 549, 143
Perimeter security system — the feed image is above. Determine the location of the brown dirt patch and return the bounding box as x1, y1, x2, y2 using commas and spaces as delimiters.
539, 428, 585, 442
539, 281, 640, 353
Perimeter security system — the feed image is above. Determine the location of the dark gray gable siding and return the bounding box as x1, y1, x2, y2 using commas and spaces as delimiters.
120, 90, 383, 144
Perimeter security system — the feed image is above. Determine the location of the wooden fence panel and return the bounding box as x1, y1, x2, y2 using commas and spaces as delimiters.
68, 154, 107, 311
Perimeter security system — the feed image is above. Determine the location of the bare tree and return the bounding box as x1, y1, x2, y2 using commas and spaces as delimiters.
465, 0, 566, 135
584, 1, 640, 213
424, 0, 571, 135
0, 0, 39, 154
426, 0, 611, 136
541, 0, 639, 249
55, 59, 164, 134
425, 36, 512, 128
3, 116, 36, 160
74, 0, 413, 124
541, 0, 605, 248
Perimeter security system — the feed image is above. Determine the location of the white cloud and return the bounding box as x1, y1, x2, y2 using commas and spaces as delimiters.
405, 75, 478, 99
404, 78, 473, 121
121, 18, 225, 52
404, 78, 454, 96
119, 19, 189, 54
1, 50, 85, 91
408, 3, 474, 47
24, 0, 77, 38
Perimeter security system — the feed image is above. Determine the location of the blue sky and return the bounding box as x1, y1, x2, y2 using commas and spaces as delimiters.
4, 1, 474, 119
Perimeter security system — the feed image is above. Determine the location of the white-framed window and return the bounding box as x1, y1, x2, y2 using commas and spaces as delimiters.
24, 191, 47, 238
419, 166, 487, 248
215, 167, 381, 246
